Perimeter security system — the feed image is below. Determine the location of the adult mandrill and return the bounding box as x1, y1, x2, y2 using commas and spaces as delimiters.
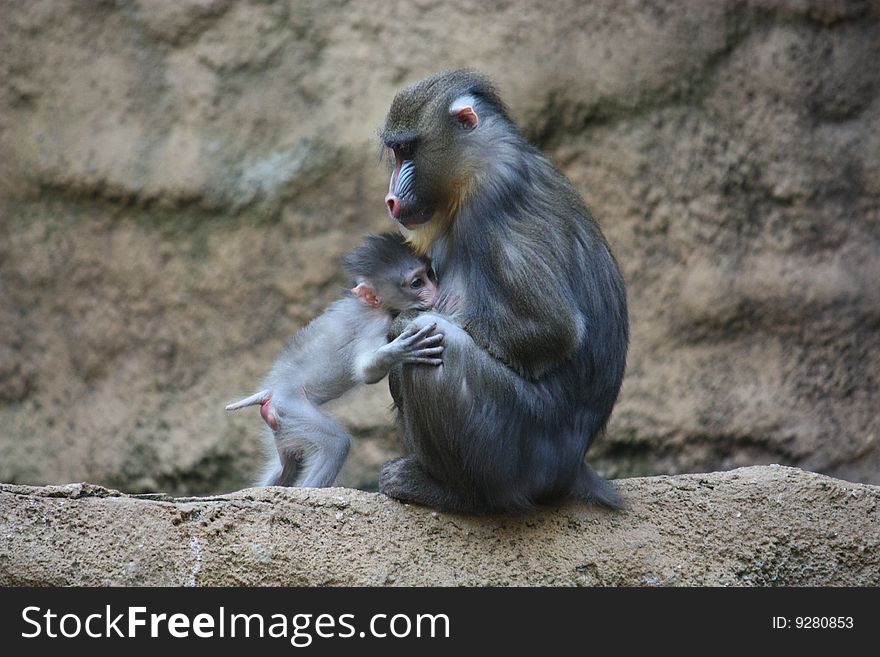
379, 69, 629, 514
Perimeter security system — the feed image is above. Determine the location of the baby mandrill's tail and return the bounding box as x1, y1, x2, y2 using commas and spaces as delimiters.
225, 389, 271, 411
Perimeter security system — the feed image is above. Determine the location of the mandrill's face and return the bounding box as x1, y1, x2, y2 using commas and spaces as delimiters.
380, 73, 488, 254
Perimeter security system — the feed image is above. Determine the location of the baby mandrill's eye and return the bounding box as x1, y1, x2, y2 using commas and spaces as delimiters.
410, 278, 424, 290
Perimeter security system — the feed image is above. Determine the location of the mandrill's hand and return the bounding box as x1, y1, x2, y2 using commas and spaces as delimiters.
361, 318, 444, 385
384, 321, 444, 366
387, 309, 427, 340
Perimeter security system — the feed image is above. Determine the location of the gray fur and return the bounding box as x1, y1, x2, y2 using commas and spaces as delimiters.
227, 234, 441, 487
379, 70, 628, 513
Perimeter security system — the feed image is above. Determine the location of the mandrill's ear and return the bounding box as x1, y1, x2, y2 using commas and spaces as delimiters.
352, 282, 382, 308
449, 94, 479, 130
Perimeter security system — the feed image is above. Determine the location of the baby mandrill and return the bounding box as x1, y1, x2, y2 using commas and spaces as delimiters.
226, 232, 442, 488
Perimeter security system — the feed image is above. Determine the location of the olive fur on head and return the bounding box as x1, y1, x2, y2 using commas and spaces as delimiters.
381, 70, 524, 252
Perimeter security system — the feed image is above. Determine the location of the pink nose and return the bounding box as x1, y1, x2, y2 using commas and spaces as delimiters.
385, 194, 401, 219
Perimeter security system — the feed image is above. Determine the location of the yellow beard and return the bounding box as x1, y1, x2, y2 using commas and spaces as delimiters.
401, 180, 472, 256
402, 214, 452, 256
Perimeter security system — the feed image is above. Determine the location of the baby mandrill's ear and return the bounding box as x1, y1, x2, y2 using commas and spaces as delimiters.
352, 283, 382, 308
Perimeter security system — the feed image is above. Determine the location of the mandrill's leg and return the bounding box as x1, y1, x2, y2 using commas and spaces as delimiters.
268, 394, 351, 488
379, 457, 472, 513
382, 312, 526, 513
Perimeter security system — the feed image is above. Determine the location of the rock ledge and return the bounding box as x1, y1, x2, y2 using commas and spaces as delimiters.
1, 466, 877, 586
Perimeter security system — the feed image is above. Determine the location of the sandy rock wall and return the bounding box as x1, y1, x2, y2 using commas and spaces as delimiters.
0, 1, 878, 495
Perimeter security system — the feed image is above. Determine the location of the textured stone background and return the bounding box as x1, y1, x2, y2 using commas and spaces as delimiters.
1, 0, 878, 496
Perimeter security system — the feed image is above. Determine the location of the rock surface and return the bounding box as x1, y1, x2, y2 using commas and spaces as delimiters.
1, 1, 878, 495
1, 466, 877, 586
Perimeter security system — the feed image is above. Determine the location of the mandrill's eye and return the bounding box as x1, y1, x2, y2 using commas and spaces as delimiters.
410, 278, 425, 290
390, 138, 417, 161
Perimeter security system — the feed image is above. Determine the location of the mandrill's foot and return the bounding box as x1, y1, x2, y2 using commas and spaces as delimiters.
379, 456, 472, 513
378, 457, 423, 501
